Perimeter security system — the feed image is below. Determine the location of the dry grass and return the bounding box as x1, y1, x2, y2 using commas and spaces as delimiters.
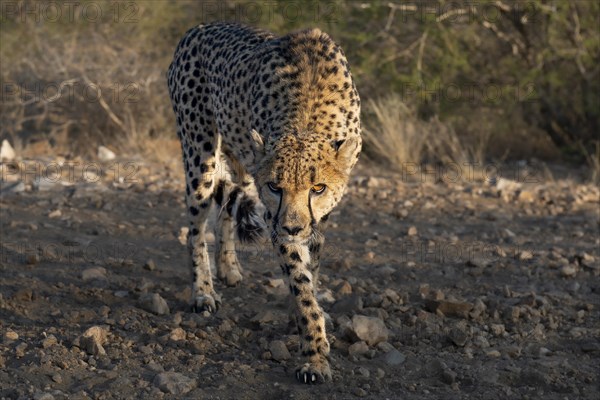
581, 141, 600, 184
362, 94, 470, 168
0, 3, 176, 159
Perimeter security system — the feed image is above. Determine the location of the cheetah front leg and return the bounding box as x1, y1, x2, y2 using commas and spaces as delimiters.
182, 145, 221, 314
278, 243, 331, 384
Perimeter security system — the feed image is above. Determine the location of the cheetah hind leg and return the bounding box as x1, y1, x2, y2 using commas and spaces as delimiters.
215, 204, 243, 286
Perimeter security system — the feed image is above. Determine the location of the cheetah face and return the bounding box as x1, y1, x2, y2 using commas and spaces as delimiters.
251, 131, 360, 243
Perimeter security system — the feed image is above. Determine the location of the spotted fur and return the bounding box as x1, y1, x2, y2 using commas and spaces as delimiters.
167, 22, 361, 384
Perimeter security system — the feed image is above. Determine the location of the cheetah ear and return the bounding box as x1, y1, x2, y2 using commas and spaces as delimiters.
334, 136, 360, 162
250, 129, 265, 154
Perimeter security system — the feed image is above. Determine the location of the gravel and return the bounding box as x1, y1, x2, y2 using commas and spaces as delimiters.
0, 161, 598, 399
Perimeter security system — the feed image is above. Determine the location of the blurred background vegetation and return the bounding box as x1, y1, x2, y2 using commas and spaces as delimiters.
1, 0, 598, 173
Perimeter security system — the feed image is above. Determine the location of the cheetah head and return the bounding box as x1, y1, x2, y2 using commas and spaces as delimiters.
251, 130, 360, 243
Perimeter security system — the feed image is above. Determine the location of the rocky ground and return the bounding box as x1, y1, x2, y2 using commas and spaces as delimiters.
0, 156, 599, 399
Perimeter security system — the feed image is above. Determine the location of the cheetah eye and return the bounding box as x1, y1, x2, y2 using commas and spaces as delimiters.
267, 182, 282, 194
311, 184, 326, 194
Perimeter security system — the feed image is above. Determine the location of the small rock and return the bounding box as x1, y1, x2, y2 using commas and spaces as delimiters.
538, 347, 552, 357
331, 294, 363, 314
51, 373, 62, 383
144, 259, 156, 271
578, 252, 596, 269
329, 258, 352, 272
383, 289, 401, 304
99, 305, 110, 318
153, 371, 196, 395
441, 369, 457, 384
518, 190, 536, 203
355, 366, 370, 378
363, 293, 383, 308
504, 228, 516, 238
169, 328, 186, 341
560, 265, 577, 277
0, 139, 16, 161
490, 324, 505, 336
147, 361, 165, 373
13, 288, 33, 301
15, 342, 27, 357
138, 293, 170, 315
33, 177, 62, 192
448, 327, 469, 347
348, 341, 369, 356
383, 349, 406, 366
425, 299, 473, 318
178, 227, 189, 246
353, 388, 368, 397
335, 281, 352, 296
48, 209, 62, 219
41, 335, 58, 349
407, 226, 418, 236
473, 335, 490, 348
363, 176, 383, 188
469, 298, 487, 319
317, 289, 336, 304
486, 349, 501, 358
80, 326, 109, 356
518, 250, 534, 261
26, 253, 40, 265
98, 146, 116, 161
81, 267, 107, 282
496, 178, 521, 194
580, 340, 600, 353
5, 330, 19, 341
376, 341, 395, 352
264, 278, 284, 288
349, 315, 388, 346
365, 238, 378, 247
466, 257, 488, 268
269, 340, 291, 361
251, 310, 280, 325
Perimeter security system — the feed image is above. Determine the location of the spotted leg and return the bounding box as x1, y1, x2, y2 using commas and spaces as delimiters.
214, 180, 243, 287
180, 123, 222, 314
279, 243, 331, 384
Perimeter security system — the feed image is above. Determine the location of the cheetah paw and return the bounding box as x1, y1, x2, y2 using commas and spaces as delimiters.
295, 360, 332, 384
191, 293, 221, 314
218, 268, 243, 287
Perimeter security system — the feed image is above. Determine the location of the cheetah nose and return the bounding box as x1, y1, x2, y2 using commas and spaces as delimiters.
282, 225, 303, 236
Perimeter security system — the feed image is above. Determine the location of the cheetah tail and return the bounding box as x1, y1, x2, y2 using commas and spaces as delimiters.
234, 192, 266, 243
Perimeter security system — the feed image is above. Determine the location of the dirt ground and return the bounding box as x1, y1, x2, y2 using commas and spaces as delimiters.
0, 156, 599, 399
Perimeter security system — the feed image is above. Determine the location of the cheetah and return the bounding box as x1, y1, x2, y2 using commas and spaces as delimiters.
166, 22, 361, 384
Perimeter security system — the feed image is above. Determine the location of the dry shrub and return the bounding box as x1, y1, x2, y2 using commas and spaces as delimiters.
0, 2, 177, 158
362, 94, 469, 168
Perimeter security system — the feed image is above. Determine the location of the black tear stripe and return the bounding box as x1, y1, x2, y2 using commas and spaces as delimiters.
272, 191, 283, 231
307, 194, 317, 227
